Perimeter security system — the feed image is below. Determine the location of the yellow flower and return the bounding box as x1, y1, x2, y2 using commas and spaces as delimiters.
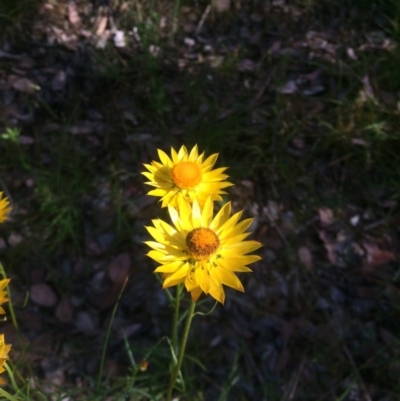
145, 197, 262, 304
0, 193, 11, 223
142, 145, 232, 208
0, 334, 11, 386
0, 279, 10, 315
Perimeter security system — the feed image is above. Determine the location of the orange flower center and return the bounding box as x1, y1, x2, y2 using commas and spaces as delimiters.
186, 228, 220, 260
171, 162, 202, 190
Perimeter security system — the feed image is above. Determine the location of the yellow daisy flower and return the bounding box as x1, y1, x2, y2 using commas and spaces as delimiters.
0, 334, 11, 386
142, 145, 232, 208
145, 197, 262, 304
0, 279, 10, 315
0, 193, 11, 223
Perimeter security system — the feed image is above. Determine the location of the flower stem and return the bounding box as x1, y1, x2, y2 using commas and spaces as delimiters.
0, 387, 19, 401
166, 300, 196, 401
171, 284, 183, 353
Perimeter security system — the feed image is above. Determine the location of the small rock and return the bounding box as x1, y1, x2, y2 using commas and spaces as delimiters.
213, 0, 231, 13
30, 283, 58, 308
55, 297, 74, 323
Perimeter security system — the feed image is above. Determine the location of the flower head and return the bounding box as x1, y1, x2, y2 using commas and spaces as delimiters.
145, 197, 262, 304
0, 334, 11, 386
142, 145, 232, 208
0, 193, 11, 223
0, 279, 10, 315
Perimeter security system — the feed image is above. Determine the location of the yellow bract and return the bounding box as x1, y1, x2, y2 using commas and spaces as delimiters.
142, 145, 232, 208
0, 279, 11, 386
0, 279, 10, 315
0, 193, 11, 223
0, 334, 11, 386
145, 197, 262, 304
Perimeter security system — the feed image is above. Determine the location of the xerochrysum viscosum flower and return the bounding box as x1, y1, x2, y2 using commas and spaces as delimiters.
0, 193, 11, 223
142, 145, 232, 208
0, 279, 11, 386
145, 197, 262, 304
0, 279, 10, 315
0, 334, 11, 386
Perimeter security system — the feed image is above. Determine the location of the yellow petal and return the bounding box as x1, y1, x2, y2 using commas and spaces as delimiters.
148, 188, 168, 197
210, 202, 231, 231
171, 147, 179, 163
221, 240, 262, 256
157, 149, 173, 167
201, 153, 219, 172
218, 255, 260, 271
220, 218, 254, 239
196, 151, 205, 164
201, 197, 214, 227
177, 145, 188, 160
154, 260, 185, 273
146, 226, 167, 243
191, 200, 202, 227
195, 265, 210, 293
0, 279, 10, 291
188, 144, 198, 161
216, 210, 243, 235
163, 263, 190, 286
190, 287, 203, 302
202, 167, 228, 181
208, 279, 225, 304
221, 233, 251, 245
212, 268, 244, 292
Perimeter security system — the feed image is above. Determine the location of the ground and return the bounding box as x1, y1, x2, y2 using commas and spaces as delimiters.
0, 0, 400, 400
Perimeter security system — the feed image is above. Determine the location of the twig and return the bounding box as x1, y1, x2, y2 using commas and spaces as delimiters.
196, 5, 211, 36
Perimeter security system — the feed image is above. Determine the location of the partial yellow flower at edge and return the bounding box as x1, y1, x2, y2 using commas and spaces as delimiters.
0, 192, 11, 223
0, 278, 10, 315
0, 334, 11, 386
145, 197, 262, 304
142, 145, 233, 208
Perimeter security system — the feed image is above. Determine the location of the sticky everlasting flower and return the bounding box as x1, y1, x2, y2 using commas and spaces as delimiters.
0, 279, 10, 315
0, 334, 11, 386
145, 197, 262, 304
142, 145, 232, 208
0, 193, 11, 223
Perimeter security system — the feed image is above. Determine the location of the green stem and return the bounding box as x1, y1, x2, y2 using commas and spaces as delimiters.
166, 300, 196, 401
4, 363, 19, 396
171, 284, 183, 353
0, 387, 19, 401
96, 277, 128, 391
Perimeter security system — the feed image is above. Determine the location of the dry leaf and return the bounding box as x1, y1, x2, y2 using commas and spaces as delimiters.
362, 241, 396, 273
10, 76, 40, 94
318, 230, 337, 265
318, 207, 334, 226
277, 80, 297, 94
96, 16, 108, 36
68, 2, 81, 25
